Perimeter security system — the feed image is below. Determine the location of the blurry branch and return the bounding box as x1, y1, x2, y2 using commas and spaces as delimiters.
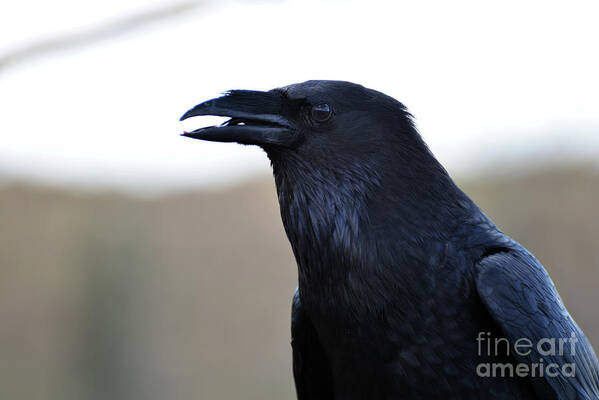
0, 1, 203, 72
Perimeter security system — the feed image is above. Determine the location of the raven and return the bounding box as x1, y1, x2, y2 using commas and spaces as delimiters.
180, 81, 599, 399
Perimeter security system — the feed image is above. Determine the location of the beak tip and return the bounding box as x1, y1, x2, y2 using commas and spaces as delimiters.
180, 99, 215, 121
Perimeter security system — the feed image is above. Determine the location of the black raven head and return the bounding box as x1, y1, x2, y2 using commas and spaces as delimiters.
180, 80, 421, 164
180, 80, 452, 246
182, 81, 457, 275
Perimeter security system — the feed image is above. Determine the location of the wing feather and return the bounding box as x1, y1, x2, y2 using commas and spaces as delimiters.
476, 250, 599, 399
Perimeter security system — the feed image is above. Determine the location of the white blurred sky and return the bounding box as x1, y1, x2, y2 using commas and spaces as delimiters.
1, 0, 598, 193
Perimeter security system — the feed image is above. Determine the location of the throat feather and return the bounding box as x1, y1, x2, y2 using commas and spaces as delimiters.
274, 163, 380, 275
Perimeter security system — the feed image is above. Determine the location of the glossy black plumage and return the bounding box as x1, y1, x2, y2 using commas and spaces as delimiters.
181, 80, 599, 399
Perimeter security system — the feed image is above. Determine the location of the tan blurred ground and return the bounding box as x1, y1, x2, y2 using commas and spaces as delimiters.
1, 166, 598, 399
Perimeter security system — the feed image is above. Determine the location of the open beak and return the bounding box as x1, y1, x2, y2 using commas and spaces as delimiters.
180, 90, 298, 147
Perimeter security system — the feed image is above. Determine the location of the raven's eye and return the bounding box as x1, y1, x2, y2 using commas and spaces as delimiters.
311, 103, 332, 122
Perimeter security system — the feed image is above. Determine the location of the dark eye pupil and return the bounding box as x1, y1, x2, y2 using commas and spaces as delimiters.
311, 103, 331, 122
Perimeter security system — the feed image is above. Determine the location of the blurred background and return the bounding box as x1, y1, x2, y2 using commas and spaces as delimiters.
1, 0, 598, 398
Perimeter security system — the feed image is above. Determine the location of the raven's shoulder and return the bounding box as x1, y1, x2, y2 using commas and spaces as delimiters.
475, 248, 599, 399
